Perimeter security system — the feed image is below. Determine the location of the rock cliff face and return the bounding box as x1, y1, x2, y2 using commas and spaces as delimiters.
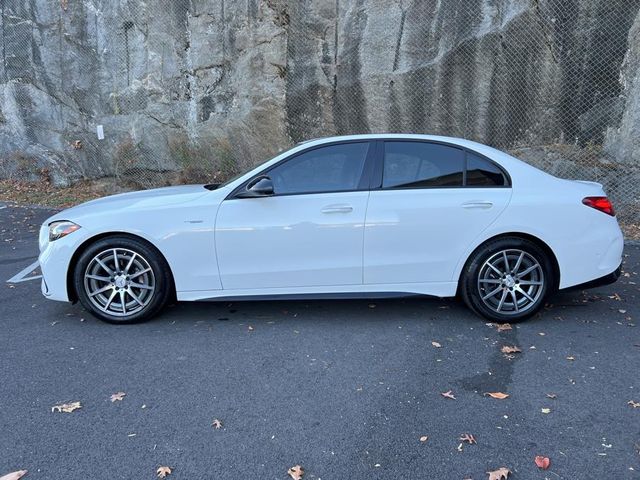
0, 0, 639, 185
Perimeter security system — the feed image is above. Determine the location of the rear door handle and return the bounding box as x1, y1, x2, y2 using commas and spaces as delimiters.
321, 204, 353, 214
462, 201, 493, 209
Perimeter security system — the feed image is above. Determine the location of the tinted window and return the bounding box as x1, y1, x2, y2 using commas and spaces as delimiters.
383, 142, 464, 188
466, 153, 506, 186
269, 142, 369, 195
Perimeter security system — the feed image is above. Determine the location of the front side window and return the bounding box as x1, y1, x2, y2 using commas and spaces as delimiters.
382, 142, 464, 188
269, 142, 370, 195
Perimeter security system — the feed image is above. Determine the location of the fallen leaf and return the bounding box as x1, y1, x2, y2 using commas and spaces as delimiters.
51, 401, 81, 413
628, 400, 640, 408
110, 392, 126, 402
287, 465, 304, 480
156, 466, 172, 478
459, 433, 476, 444
441, 390, 456, 400
496, 323, 512, 332
566, 356, 575, 361
487, 467, 510, 480
419, 435, 428, 442
619, 309, 627, 314
546, 393, 557, 399
501, 346, 521, 354
431, 341, 442, 348
248, 325, 254, 331
541, 408, 551, 414
212, 418, 223, 429
0, 471, 28, 480
534, 456, 550, 470
485, 392, 509, 400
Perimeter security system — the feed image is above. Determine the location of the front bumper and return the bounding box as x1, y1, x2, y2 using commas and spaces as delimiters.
562, 263, 621, 291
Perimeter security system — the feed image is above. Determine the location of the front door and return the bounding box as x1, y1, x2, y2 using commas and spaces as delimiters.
215, 141, 374, 290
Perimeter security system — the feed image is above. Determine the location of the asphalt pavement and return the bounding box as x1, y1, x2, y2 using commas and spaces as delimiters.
1, 203, 639, 480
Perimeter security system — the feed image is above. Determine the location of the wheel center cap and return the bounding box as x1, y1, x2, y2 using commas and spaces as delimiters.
504, 275, 516, 288
114, 276, 127, 288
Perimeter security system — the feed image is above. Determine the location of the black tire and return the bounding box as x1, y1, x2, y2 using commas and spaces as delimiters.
460, 237, 555, 323
73, 235, 173, 324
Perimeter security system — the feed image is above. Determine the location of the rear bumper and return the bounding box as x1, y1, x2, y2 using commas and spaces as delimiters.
562, 263, 621, 291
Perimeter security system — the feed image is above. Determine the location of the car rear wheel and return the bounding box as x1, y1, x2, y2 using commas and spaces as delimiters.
74, 236, 172, 324
461, 237, 554, 322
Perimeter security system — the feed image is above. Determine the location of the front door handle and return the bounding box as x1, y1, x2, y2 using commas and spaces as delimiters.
321, 204, 353, 214
462, 201, 493, 209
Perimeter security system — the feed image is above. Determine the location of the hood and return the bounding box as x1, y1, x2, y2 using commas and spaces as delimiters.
48, 185, 210, 223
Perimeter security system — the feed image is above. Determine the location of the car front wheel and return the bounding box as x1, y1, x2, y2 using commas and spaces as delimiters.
461, 237, 555, 322
74, 236, 172, 324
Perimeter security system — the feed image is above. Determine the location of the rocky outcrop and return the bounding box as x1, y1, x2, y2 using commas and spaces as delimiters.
0, 0, 639, 186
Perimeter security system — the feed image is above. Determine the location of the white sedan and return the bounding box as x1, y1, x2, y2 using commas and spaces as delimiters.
38, 134, 623, 324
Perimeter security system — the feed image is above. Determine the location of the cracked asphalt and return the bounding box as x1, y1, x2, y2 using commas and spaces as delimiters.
1, 204, 639, 479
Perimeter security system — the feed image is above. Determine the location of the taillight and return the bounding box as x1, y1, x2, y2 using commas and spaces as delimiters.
582, 196, 615, 216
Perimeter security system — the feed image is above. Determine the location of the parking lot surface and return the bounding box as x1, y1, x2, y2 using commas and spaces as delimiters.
1, 204, 639, 479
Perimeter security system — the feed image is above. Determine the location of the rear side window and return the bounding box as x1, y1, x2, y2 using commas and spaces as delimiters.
269, 142, 369, 195
383, 142, 464, 188
466, 152, 506, 186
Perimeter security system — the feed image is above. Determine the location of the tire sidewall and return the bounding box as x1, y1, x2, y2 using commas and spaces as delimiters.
74, 236, 171, 324
462, 237, 554, 322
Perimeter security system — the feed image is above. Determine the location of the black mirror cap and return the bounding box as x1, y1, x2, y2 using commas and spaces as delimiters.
236, 175, 274, 198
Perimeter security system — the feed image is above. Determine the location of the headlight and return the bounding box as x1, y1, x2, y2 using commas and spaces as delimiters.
49, 221, 81, 242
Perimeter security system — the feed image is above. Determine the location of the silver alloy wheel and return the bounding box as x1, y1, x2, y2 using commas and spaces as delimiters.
83, 248, 155, 317
477, 249, 544, 315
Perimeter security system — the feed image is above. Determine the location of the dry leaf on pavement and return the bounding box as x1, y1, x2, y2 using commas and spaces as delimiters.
287, 465, 304, 480
419, 436, 428, 442
546, 393, 557, 399
110, 392, 126, 402
496, 323, 512, 332
0, 471, 28, 480
566, 356, 575, 361
441, 390, 456, 400
541, 408, 551, 414
459, 433, 476, 444
484, 392, 509, 400
51, 402, 81, 413
431, 341, 442, 348
628, 400, 640, 408
487, 467, 510, 480
534, 456, 550, 469
156, 466, 172, 478
212, 418, 223, 429
501, 346, 521, 354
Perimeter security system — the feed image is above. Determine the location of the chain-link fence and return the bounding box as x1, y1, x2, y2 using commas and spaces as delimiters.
1, 0, 639, 221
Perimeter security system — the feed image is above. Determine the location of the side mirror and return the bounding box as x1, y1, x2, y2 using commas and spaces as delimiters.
237, 175, 274, 198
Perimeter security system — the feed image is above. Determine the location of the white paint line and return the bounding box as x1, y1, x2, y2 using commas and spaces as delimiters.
7, 260, 42, 284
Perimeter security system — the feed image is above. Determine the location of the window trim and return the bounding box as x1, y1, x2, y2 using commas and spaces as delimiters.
372, 139, 511, 190
227, 139, 377, 199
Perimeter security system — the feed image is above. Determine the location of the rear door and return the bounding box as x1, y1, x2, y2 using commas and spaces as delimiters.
363, 141, 512, 284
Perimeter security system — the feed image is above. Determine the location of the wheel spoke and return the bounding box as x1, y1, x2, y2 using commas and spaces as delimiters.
487, 262, 503, 276
95, 257, 113, 276
119, 290, 127, 313
128, 289, 145, 306
512, 252, 524, 275
518, 280, 543, 286
113, 249, 120, 272
124, 253, 137, 274
502, 251, 510, 272
497, 289, 508, 312
516, 286, 535, 303
89, 284, 113, 297
482, 286, 503, 300
517, 263, 540, 278
510, 290, 519, 312
86, 274, 110, 282
103, 290, 117, 311
480, 278, 502, 285
130, 282, 153, 290
129, 268, 151, 279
